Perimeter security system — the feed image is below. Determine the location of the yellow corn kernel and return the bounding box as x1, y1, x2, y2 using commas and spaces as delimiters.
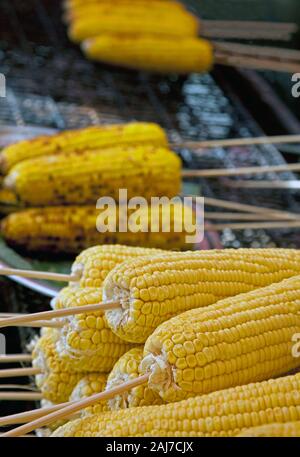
83, 35, 213, 74
53, 373, 300, 437
238, 422, 300, 437
70, 373, 109, 416
0, 122, 167, 173
106, 347, 163, 411
54, 287, 134, 373
71, 244, 165, 289
104, 248, 300, 343
141, 274, 300, 403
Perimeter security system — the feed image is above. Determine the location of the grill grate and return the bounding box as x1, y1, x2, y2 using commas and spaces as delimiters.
0, 0, 299, 251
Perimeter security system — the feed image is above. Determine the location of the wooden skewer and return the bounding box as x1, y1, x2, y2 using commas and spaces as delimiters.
182, 163, 300, 178
0, 301, 120, 328
0, 267, 78, 283
225, 180, 300, 190
2, 374, 149, 437
0, 392, 43, 401
173, 134, 300, 150
0, 354, 33, 363
0, 367, 42, 379
0, 402, 70, 426
0, 314, 63, 329
215, 53, 300, 73
205, 221, 300, 231
203, 197, 300, 221
205, 212, 296, 221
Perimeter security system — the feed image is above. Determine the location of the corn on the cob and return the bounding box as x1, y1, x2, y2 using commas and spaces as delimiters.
70, 373, 109, 416
52, 372, 300, 437
103, 248, 300, 343
0, 122, 167, 174
65, 1, 184, 22
83, 35, 214, 74
238, 422, 300, 437
106, 347, 163, 411
39, 400, 71, 434
32, 330, 85, 403
4, 145, 181, 207
140, 274, 300, 403
69, 10, 199, 43
54, 287, 134, 372
70, 244, 165, 289
1, 203, 192, 255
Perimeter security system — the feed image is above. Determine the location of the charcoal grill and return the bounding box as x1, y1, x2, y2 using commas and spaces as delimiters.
1, 0, 300, 416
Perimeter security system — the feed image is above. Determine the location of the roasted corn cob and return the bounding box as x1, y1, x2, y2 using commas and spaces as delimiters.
54, 287, 134, 372
140, 274, 300, 403
0, 188, 21, 215
83, 35, 214, 74
69, 244, 165, 289
65, 1, 184, 23
103, 248, 300, 343
1, 203, 193, 255
53, 372, 300, 437
0, 122, 167, 174
4, 145, 181, 206
238, 422, 300, 437
106, 347, 163, 411
69, 9, 199, 43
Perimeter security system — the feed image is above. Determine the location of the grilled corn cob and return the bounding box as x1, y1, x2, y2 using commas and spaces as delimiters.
69, 9, 199, 43
1, 203, 193, 255
103, 248, 300, 343
65, 1, 184, 23
69, 244, 166, 289
83, 35, 214, 74
140, 274, 300, 403
54, 287, 134, 372
0, 122, 168, 174
238, 422, 300, 437
53, 372, 300, 437
32, 330, 86, 403
4, 145, 181, 206
0, 188, 21, 215
106, 347, 163, 411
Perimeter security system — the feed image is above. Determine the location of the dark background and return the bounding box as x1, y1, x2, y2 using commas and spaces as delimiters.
185, 0, 300, 119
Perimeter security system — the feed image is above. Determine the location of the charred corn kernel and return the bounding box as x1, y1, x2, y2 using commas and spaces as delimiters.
1, 203, 193, 255
4, 145, 181, 206
141, 274, 300, 403
69, 12, 198, 43
238, 422, 300, 437
0, 122, 167, 174
55, 287, 133, 372
83, 35, 214, 74
70, 245, 165, 289
53, 372, 300, 437
106, 347, 163, 410
103, 248, 300, 343
32, 330, 85, 403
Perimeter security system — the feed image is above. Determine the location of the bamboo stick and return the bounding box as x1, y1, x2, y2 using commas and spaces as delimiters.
202, 197, 300, 220
0, 354, 33, 364
205, 212, 294, 221
2, 374, 149, 437
0, 267, 77, 282
225, 180, 300, 189
182, 163, 300, 178
0, 392, 43, 401
0, 367, 42, 379
0, 301, 120, 328
0, 401, 71, 426
206, 220, 300, 231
